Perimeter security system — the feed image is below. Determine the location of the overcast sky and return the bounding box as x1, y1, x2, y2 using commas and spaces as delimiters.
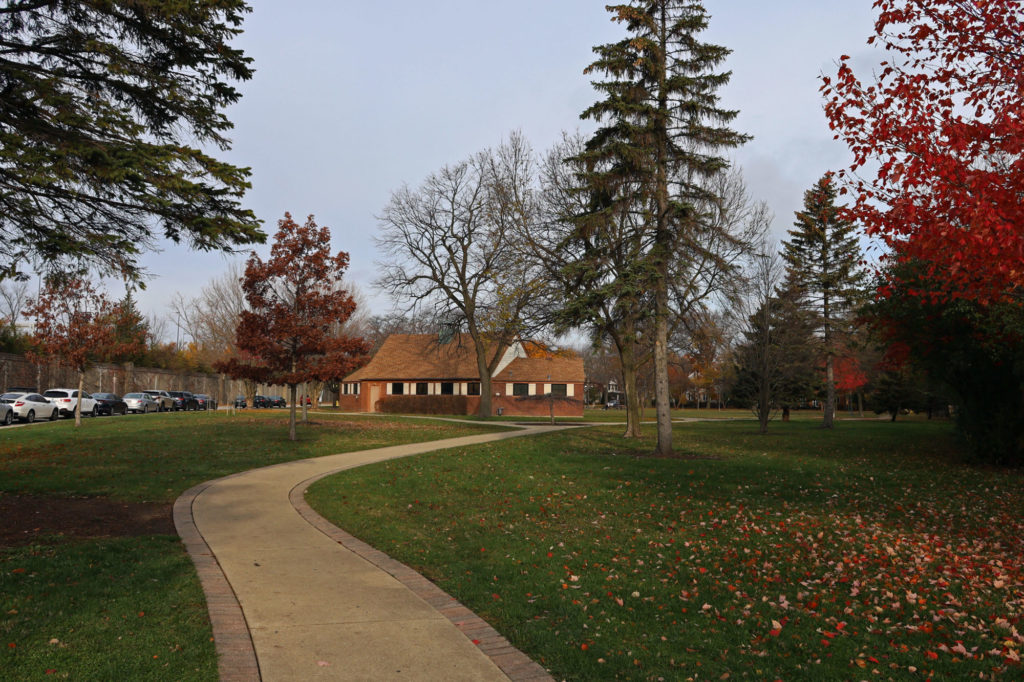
132, 0, 880, 332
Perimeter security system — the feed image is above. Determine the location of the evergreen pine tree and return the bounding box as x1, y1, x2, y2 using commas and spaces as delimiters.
782, 175, 866, 428
575, 1, 749, 455
0, 1, 262, 281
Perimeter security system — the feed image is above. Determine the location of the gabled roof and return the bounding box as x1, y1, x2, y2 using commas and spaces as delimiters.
345, 333, 496, 381
345, 333, 585, 383
494, 356, 585, 383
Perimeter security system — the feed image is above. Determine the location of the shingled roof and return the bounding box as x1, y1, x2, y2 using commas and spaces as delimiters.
494, 356, 584, 383
345, 333, 585, 383
345, 334, 497, 381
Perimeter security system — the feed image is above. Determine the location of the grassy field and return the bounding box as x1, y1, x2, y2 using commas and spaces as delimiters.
0, 411, 507, 680
307, 419, 1024, 681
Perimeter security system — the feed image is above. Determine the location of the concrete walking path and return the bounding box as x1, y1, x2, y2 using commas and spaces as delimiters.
174, 425, 570, 681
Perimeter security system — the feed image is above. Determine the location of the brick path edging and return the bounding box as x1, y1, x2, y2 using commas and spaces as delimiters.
290, 474, 555, 682
174, 476, 261, 682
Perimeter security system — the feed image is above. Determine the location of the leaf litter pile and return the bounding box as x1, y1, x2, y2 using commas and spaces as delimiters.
307, 420, 1023, 680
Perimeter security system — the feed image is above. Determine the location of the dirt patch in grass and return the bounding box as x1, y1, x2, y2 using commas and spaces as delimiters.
0, 494, 175, 547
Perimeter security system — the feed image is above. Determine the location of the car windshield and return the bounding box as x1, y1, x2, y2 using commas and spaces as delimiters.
1, 393, 24, 401
94, 393, 113, 399
43, 390, 69, 398
124, 393, 144, 399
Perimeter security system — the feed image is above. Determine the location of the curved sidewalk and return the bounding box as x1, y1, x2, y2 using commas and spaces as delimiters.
175, 425, 565, 681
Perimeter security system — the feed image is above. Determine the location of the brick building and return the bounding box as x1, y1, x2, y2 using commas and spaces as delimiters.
337, 334, 584, 417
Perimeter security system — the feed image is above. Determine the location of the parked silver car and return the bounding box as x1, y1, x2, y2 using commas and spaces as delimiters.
124, 392, 160, 414
1, 392, 59, 423
0, 398, 14, 425
143, 389, 175, 412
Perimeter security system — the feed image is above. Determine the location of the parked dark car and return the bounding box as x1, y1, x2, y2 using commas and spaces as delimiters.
269, 395, 286, 408
92, 392, 128, 416
233, 395, 247, 408
167, 390, 199, 411
195, 394, 218, 410
252, 395, 271, 408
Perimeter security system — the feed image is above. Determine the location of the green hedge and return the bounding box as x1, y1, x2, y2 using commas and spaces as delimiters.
377, 395, 469, 415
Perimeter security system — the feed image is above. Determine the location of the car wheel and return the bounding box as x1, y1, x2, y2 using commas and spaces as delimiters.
3, 410, 12, 426
91, 406, 98, 417
143, 405, 149, 414
25, 409, 34, 424
49, 409, 58, 421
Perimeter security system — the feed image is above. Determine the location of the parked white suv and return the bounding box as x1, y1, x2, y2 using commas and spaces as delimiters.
43, 388, 98, 418
1, 392, 59, 423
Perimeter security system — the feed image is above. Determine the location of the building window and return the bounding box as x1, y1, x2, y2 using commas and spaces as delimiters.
513, 383, 529, 397
467, 382, 480, 396
550, 383, 567, 397
416, 382, 428, 395
391, 382, 404, 395
440, 382, 454, 395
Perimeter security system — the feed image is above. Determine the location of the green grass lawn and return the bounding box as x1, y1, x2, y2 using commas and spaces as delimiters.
0, 412, 508, 680
315, 404, 854, 424
306, 419, 1024, 681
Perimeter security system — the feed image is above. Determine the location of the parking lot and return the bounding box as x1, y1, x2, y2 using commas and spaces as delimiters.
0, 388, 298, 429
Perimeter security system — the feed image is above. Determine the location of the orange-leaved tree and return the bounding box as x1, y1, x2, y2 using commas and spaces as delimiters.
216, 213, 368, 441
822, 0, 1024, 303
27, 278, 144, 426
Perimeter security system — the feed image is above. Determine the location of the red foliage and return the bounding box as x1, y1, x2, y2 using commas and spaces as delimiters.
215, 213, 369, 389
833, 355, 868, 393
822, 0, 1024, 303
27, 278, 143, 372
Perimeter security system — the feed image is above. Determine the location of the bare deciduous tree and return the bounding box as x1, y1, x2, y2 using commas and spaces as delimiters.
376, 132, 543, 418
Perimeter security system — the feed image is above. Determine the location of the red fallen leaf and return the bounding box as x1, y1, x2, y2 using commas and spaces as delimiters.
698, 567, 708, 574
769, 629, 782, 637
868, 656, 879, 664
581, 643, 588, 651
7, 643, 15, 649
925, 650, 939, 660
11, 568, 25, 574
472, 639, 481, 645
46, 670, 56, 675
137, 611, 145, 617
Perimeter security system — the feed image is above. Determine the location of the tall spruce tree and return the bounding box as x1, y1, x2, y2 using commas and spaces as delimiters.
576, 1, 749, 455
0, 1, 263, 281
782, 175, 866, 428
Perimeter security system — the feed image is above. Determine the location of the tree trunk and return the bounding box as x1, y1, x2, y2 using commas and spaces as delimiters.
301, 381, 309, 423
468, 327, 493, 418
824, 351, 836, 428
288, 383, 298, 441
75, 370, 85, 427
619, 342, 642, 439
758, 376, 771, 434
653, 275, 673, 456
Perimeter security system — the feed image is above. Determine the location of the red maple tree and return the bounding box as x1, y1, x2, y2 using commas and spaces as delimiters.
822, 0, 1024, 303
216, 213, 368, 440
27, 278, 143, 426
